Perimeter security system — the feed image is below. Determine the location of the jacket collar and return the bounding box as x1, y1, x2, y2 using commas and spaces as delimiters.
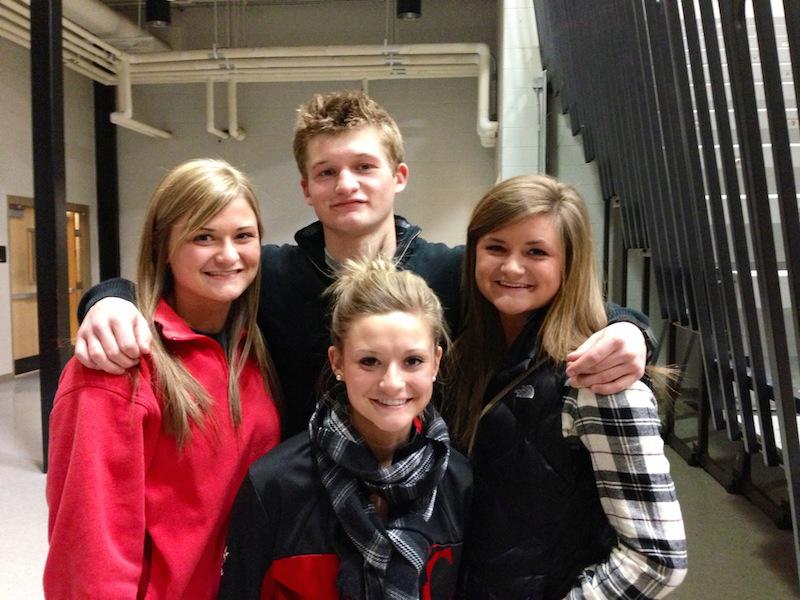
294, 215, 421, 277
501, 309, 549, 373
154, 298, 211, 342
483, 308, 550, 403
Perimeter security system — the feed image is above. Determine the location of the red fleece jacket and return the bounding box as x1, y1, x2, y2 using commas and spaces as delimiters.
44, 300, 281, 599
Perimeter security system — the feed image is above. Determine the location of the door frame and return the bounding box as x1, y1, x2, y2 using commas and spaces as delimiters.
7, 195, 92, 374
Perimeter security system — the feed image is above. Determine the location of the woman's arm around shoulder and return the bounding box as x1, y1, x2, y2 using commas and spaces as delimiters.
563, 381, 688, 599
44, 361, 159, 598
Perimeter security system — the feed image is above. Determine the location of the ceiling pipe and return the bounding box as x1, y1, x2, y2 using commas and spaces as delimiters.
0, 15, 26, 45
128, 53, 478, 74
0, 0, 123, 61
0, 0, 497, 147
227, 80, 246, 141
205, 80, 245, 141
0, 14, 115, 83
206, 80, 229, 140
474, 43, 497, 147
127, 42, 482, 63
122, 43, 497, 146
110, 59, 172, 138
0, 8, 101, 64
127, 67, 477, 83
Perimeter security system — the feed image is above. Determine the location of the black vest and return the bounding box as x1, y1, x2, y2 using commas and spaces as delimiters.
464, 318, 617, 599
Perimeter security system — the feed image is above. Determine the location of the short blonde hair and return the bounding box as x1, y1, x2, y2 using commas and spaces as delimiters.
293, 90, 405, 177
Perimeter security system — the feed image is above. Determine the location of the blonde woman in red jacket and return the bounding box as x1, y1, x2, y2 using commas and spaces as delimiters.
44, 159, 282, 599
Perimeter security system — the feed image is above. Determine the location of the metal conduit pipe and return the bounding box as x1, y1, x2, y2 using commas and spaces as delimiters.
206, 80, 229, 140
129, 66, 477, 81
128, 53, 479, 73
0, 18, 26, 46
60, 15, 125, 60
0, 16, 115, 82
128, 42, 488, 63
130, 66, 479, 85
0, 4, 114, 68
110, 59, 172, 138
122, 43, 497, 146
227, 80, 245, 141
61, 52, 116, 83
474, 43, 497, 147
0, 0, 118, 63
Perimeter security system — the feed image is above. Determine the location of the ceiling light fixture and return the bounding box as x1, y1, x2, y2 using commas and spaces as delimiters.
146, 0, 171, 28
397, 0, 421, 20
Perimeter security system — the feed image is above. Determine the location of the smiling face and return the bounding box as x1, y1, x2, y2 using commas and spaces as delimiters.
168, 196, 261, 332
475, 213, 565, 344
328, 310, 442, 463
300, 126, 408, 243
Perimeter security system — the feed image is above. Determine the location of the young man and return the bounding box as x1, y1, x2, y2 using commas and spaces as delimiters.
76, 90, 650, 437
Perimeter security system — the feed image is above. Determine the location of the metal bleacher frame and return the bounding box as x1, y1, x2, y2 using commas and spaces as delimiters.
531, 0, 800, 584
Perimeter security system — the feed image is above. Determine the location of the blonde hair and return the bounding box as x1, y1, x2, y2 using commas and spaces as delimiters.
136, 158, 281, 446
446, 175, 607, 449
293, 90, 405, 177
327, 256, 449, 354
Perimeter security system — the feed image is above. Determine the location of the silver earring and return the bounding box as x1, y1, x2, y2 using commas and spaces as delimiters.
335, 373, 343, 381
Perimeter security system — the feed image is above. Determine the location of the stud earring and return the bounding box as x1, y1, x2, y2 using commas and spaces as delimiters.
335, 372, 343, 381
432, 375, 437, 382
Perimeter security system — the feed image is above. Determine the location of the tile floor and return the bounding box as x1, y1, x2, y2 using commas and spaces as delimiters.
1, 371, 798, 599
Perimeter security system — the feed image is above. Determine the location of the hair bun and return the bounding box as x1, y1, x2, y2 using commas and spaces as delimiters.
326, 254, 449, 350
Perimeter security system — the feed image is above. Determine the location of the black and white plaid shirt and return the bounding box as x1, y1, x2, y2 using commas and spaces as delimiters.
561, 381, 688, 599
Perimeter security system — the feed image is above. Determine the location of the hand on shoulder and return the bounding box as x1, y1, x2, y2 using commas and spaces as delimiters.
74, 297, 151, 374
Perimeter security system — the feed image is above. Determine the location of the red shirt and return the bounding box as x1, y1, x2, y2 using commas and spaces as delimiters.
45, 300, 281, 599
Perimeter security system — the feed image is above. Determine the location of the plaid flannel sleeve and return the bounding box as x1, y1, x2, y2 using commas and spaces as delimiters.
561, 381, 688, 599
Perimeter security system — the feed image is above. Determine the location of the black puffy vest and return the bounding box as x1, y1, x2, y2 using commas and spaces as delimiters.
463, 321, 617, 599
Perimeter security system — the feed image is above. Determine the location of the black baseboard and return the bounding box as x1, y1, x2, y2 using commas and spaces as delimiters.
14, 355, 39, 374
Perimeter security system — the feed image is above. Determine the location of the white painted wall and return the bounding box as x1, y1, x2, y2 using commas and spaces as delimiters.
0, 37, 99, 377
497, 0, 543, 179
549, 94, 605, 270
0, 190, 10, 377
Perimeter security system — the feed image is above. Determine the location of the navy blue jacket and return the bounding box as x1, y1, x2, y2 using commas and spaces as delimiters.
260, 216, 463, 436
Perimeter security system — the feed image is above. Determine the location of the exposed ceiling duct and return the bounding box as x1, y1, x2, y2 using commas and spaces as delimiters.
62, 0, 169, 51
0, 0, 498, 146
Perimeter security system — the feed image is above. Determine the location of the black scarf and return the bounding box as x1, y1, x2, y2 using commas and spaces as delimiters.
308, 387, 451, 600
